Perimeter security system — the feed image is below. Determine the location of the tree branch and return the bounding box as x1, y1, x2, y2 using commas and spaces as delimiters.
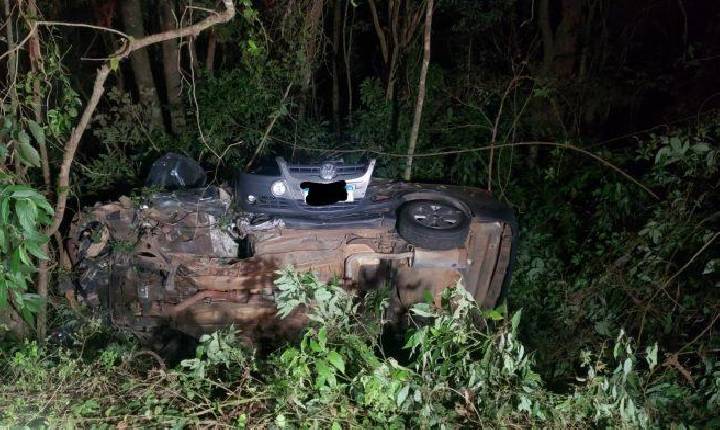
45, 0, 235, 236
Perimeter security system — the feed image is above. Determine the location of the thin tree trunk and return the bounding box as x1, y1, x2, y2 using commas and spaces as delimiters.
332, 0, 342, 134
4, 0, 21, 175
342, 0, 354, 127
160, 0, 185, 134
553, 0, 582, 78
27, 0, 50, 188
538, 0, 554, 74
385, 0, 400, 101
206, 29, 217, 74
188, 36, 199, 71
403, 0, 433, 181
120, 0, 164, 130
579, 0, 598, 80
27, 0, 53, 341
2, 0, 30, 340
677, 0, 688, 60
298, 0, 324, 120
367, 0, 388, 64
386, 44, 400, 101
186, 6, 200, 72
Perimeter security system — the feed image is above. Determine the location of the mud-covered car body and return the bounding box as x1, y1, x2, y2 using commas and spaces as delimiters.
68, 156, 515, 343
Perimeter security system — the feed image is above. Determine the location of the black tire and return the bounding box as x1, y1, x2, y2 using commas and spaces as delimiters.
397, 199, 470, 250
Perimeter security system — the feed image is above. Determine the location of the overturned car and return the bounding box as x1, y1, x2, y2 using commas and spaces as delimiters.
67, 154, 516, 344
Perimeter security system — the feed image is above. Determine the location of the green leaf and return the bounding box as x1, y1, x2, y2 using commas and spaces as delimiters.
396, 384, 410, 406
645, 344, 658, 371
623, 357, 633, 376
11, 188, 40, 199
0, 197, 9, 223
17, 129, 41, 167
20, 305, 36, 330
327, 351, 345, 373
309, 338, 322, 353
315, 359, 333, 388
703, 258, 719, 275
24, 240, 49, 260
17, 244, 32, 266
15, 198, 38, 234
518, 396, 532, 413
410, 303, 435, 318
27, 119, 46, 148
275, 414, 286, 428
484, 309, 504, 321
404, 327, 427, 351
21, 293, 44, 313
511, 310, 522, 331
317, 326, 327, 349
691, 143, 710, 154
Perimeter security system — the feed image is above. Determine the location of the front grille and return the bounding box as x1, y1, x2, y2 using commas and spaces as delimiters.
287, 163, 367, 177
288, 166, 321, 174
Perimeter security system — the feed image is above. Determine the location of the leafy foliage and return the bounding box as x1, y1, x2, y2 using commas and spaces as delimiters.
0, 185, 53, 327
3, 268, 718, 427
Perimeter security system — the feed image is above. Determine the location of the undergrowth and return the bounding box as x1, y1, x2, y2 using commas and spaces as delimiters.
1, 266, 717, 428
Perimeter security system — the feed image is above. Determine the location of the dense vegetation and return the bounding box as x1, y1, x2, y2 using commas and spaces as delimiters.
1, 0, 719, 427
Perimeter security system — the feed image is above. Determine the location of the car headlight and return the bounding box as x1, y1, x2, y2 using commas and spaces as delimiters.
271, 180, 287, 197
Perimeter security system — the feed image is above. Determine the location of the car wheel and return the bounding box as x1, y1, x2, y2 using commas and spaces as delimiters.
397, 199, 470, 250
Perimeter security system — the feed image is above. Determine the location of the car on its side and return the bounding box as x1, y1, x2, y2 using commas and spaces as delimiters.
67, 154, 516, 344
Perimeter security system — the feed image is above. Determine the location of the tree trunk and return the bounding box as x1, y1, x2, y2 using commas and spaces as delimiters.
404, 0, 433, 181
538, 0, 554, 75
342, 0, 354, 126
120, 0, 163, 130
3, 0, 21, 175
27, 0, 53, 341
553, 0, 582, 78
332, 0, 342, 133
27, 0, 50, 188
298, 0, 324, 120
367, 0, 389, 64
206, 29, 217, 74
385, 0, 401, 101
160, 0, 185, 134
2, 0, 28, 340
188, 36, 200, 71
386, 44, 400, 101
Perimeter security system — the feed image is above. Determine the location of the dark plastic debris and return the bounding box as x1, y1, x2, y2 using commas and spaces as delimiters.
146, 153, 207, 189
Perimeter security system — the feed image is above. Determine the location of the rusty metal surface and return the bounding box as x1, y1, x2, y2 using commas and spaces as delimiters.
69, 187, 514, 343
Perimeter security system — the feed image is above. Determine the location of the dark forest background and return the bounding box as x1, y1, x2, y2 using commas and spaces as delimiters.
1, 0, 719, 427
